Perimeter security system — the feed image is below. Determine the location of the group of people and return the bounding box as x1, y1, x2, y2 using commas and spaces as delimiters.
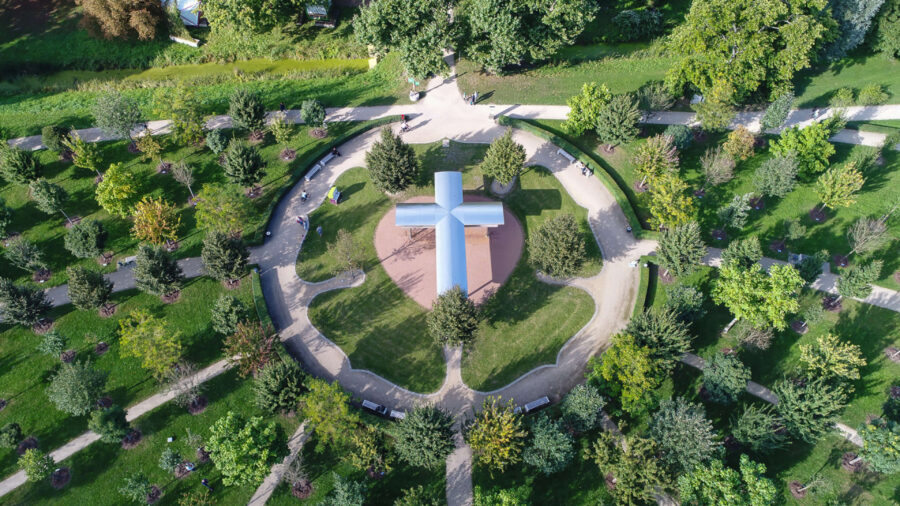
578, 161, 594, 177
462, 91, 479, 105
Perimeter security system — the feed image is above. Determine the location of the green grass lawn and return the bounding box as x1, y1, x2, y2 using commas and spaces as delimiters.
0, 275, 255, 479
2, 367, 300, 505
266, 429, 446, 506
0, 120, 385, 288
299, 141, 598, 393
532, 119, 900, 289
793, 52, 900, 108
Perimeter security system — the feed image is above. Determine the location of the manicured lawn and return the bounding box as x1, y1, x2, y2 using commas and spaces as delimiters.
532, 119, 900, 289
299, 141, 598, 393
794, 53, 900, 108
0, 120, 383, 287
456, 53, 672, 106
2, 367, 300, 505
0, 55, 407, 137
0, 275, 255, 479
266, 430, 446, 506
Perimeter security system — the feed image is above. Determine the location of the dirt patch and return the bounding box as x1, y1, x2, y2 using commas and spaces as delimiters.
156, 162, 172, 174
174, 461, 192, 479
121, 429, 143, 450
749, 197, 765, 210
165, 240, 180, 252
187, 396, 208, 415
245, 186, 263, 199
833, 254, 849, 268
51, 467, 71, 489
127, 142, 141, 154
64, 216, 82, 229
147, 485, 162, 504
885, 347, 900, 364
790, 320, 808, 334
823, 295, 842, 312
604, 472, 617, 490
841, 452, 865, 473
310, 128, 327, 139
32, 268, 51, 283
600, 144, 616, 154
60, 350, 77, 363
94, 174, 104, 184
292, 479, 314, 499
32, 318, 53, 334
98, 252, 114, 266
769, 240, 786, 253
658, 269, 674, 284
789, 481, 807, 499
161, 291, 181, 304
99, 304, 117, 318
16, 436, 38, 456
224, 278, 242, 290
809, 207, 827, 222
632, 181, 648, 193
692, 130, 708, 143
711, 229, 727, 241
280, 148, 297, 161
693, 189, 706, 198
249, 130, 266, 143
96, 396, 112, 409
196, 447, 210, 463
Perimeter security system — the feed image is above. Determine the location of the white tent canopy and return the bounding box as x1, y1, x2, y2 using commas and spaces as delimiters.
165, 0, 202, 27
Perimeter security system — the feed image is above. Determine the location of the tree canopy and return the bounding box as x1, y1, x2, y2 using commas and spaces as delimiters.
206, 411, 279, 486
677, 454, 778, 505
365, 127, 419, 193
465, 397, 527, 473
648, 397, 720, 474
393, 405, 456, 470
657, 222, 707, 278
481, 129, 526, 185
712, 263, 803, 330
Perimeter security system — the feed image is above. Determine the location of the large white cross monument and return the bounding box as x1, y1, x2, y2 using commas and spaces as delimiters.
395, 172, 504, 296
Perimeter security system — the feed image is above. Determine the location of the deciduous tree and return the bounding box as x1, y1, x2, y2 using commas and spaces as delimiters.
465, 396, 527, 473
132, 196, 180, 246
633, 134, 679, 186
62, 131, 103, 178
770, 123, 836, 176
799, 333, 866, 382
47, 359, 107, 416
194, 183, 249, 236
857, 418, 900, 474
206, 411, 279, 486
712, 263, 803, 330
95, 163, 137, 217
19, 449, 54, 482
172, 161, 196, 200
699, 146, 735, 189
481, 130, 526, 185
723, 126, 756, 161
815, 162, 865, 211
328, 229, 365, 276
677, 454, 777, 505
300, 378, 360, 451
80, 0, 165, 40
365, 127, 418, 193
152, 83, 205, 146
589, 433, 667, 505
3, 237, 46, 273
692, 80, 736, 132
836, 260, 882, 298
118, 309, 182, 378
118, 472, 151, 504
648, 172, 695, 230
588, 333, 661, 416
648, 397, 720, 474
528, 214, 586, 278
848, 217, 890, 256
427, 286, 478, 346
225, 321, 277, 378
721, 236, 763, 269
563, 82, 612, 135
523, 415, 574, 475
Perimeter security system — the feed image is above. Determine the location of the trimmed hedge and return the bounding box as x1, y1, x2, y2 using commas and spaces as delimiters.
496, 115, 656, 240
632, 255, 656, 318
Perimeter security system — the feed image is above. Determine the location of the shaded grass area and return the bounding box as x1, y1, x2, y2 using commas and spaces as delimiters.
0, 120, 384, 287
462, 166, 601, 391
535, 119, 900, 289
0, 55, 407, 137
793, 53, 900, 108
645, 263, 900, 503
266, 430, 446, 506
299, 141, 597, 393
0, 276, 254, 478
2, 367, 300, 505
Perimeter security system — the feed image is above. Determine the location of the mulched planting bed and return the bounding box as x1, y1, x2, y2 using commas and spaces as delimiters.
833, 254, 849, 268
60, 350, 77, 363
121, 429, 143, 450
789, 481, 807, 499
187, 396, 208, 415
161, 291, 181, 304
32, 268, 51, 283
16, 437, 38, 455
50, 467, 70, 489
292, 479, 314, 499
809, 207, 827, 222
790, 320, 809, 334
841, 452, 866, 472
769, 240, 786, 253
280, 148, 297, 161
711, 229, 727, 241
99, 303, 117, 318
749, 197, 765, 210
94, 341, 109, 355
32, 319, 53, 334
147, 485, 162, 504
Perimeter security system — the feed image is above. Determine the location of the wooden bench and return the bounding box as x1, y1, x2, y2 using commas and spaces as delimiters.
556, 148, 576, 163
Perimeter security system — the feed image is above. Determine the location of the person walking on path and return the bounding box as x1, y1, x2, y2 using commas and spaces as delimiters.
473, 91, 478, 105
279, 102, 286, 113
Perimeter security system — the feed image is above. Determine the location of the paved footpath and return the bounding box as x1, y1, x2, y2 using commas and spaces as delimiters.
3, 56, 900, 505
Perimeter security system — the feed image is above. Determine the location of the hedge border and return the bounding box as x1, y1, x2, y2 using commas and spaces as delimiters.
632, 255, 658, 318
496, 115, 658, 240
249, 116, 399, 245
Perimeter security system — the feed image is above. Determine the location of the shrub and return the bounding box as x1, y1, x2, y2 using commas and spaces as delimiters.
118, 472, 152, 503
80, 0, 165, 40
0, 147, 41, 185
19, 449, 53, 482
0, 423, 22, 448
858, 84, 889, 105
66, 266, 113, 311
663, 124, 692, 150
133, 244, 184, 297
211, 294, 246, 335
664, 285, 706, 322
702, 352, 750, 404
88, 405, 130, 443
760, 92, 794, 132
47, 360, 107, 416
528, 214, 586, 278
612, 9, 663, 41
753, 155, 799, 198
722, 125, 755, 161
41, 125, 71, 153
365, 127, 418, 193
206, 128, 229, 154
254, 360, 307, 414
300, 99, 326, 129
201, 231, 249, 282
222, 140, 266, 188
37, 330, 66, 357
229, 89, 265, 132
595, 94, 641, 146
829, 87, 856, 107
560, 383, 605, 432
394, 405, 456, 470
64, 219, 106, 259
427, 287, 478, 346
523, 415, 574, 475
0, 278, 52, 327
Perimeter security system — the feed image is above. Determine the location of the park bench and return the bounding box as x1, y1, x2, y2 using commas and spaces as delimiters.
361, 399, 388, 416
389, 410, 406, 421
117, 256, 137, 269
514, 396, 551, 415
556, 148, 576, 164
304, 152, 337, 182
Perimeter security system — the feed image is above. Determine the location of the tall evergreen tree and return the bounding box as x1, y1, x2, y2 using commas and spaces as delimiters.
480, 130, 526, 185
66, 266, 113, 311
228, 89, 265, 133
393, 405, 456, 470
731, 404, 790, 454
595, 94, 642, 147
656, 222, 707, 278
365, 127, 418, 193
648, 397, 721, 474
774, 378, 847, 443
201, 231, 249, 283
133, 245, 184, 297
222, 141, 266, 189
0, 278, 51, 327
702, 352, 750, 404
626, 308, 693, 369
